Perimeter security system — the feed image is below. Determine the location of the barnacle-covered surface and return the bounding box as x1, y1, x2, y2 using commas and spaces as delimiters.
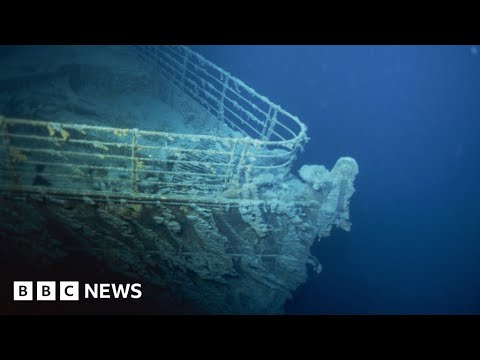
0, 46, 358, 314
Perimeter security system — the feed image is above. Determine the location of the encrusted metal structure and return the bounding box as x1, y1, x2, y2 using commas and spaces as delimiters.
0, 46, 308, 207
0, 45, 358, 314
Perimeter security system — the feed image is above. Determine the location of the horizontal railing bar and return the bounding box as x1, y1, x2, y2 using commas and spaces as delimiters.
6, 132, 233, 156
2, 145, 231, 168
0, 158, 228, 179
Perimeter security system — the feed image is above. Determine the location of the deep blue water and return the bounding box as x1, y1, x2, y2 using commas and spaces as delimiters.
192, 45, 480, 314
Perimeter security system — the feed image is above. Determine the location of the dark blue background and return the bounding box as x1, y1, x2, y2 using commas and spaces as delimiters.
192, 45, 480, 314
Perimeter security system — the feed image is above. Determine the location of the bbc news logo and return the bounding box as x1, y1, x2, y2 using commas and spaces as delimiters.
13, 281, 142, 301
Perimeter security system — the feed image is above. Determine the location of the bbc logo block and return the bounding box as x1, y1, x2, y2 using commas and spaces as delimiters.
13, 281, 79, 301
13, 281, 33, 301
60, 281, 79, 301
37, 281, 56, 301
